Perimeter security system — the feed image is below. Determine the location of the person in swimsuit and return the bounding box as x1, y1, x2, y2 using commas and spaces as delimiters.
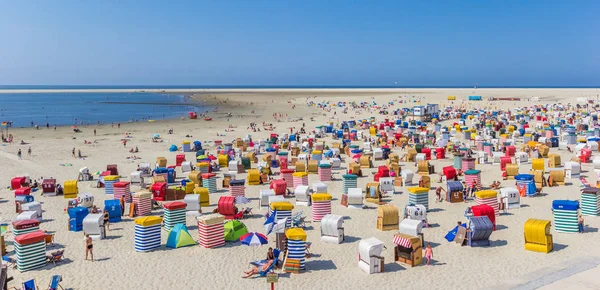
266, 247, 275, 261
435, 186, 446, 202
103, 209, 110, 233
85, 234, 94, 262
242, 260, 274, 278
424, 243, 433, 266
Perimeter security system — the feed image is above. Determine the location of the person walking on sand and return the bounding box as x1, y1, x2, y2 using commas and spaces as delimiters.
17, 149, 22, 160
85, 234, 94, 261
27, 146, 31, 156
424, 243, 433, 266
94, 129, 96, 136
72, 148, 76, 158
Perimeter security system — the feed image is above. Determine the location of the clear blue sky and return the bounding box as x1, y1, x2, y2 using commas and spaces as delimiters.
0, 0, 598, 86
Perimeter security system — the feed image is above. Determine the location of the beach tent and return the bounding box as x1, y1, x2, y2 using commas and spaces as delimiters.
224, 220, 248, 242
169, 145, 178, 152
166, 224, 196, 248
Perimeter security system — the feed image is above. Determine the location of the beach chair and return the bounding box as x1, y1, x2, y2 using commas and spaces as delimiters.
258, 249, 281, 277
8, 279, 38, 290
250, 248, 281, 268
45, 234, 55, 246
47, 275, 64, 290
242, 207, 253, 218
46, 250, 65, 265
291, 212, 307, 228
305, 242, 313, 258
2, 256, 16, 268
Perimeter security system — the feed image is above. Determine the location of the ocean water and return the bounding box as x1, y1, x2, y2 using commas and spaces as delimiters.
0, 92, 203, 127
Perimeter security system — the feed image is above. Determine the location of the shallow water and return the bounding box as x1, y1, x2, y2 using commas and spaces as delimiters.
0, 92, 204, 127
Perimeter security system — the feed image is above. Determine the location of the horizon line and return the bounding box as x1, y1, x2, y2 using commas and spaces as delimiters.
1, 85, 600, 89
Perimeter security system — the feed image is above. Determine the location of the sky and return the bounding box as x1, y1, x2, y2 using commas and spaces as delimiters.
0, 0, 598, 87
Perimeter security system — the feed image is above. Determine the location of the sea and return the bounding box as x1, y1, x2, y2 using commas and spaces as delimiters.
0, 85, 597, 127
0, 89, 204, 127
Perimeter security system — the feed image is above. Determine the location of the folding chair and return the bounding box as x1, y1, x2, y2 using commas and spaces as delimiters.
46, 251, 65, 265
258, 249, 280, 277
8, 279, 38, 290
2, 256, 16, 268
45, 234, 55, 246
47, 275, 64, 290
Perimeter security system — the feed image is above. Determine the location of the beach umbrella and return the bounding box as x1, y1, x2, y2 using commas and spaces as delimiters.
240, 232, 268, 247
235, 196, 251, 204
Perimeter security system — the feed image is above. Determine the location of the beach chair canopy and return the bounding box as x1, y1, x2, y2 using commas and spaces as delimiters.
320, 214, 344, 237
358, 237, 384, 260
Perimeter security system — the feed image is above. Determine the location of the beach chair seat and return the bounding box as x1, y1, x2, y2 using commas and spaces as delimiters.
47, 275, 64, 290
46, 250, 65, 265
8, 279, 38, 290
258, 248, 281, 276
250, 259, 270, 268
45, 234, 55, 246
2, 256, 17, 268
242, 207, 253, 218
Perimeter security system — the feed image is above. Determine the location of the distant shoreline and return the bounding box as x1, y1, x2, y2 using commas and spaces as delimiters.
0, 87, 599, 94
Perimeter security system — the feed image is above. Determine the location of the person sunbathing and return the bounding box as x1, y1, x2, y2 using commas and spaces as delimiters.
242, 259, 274, 278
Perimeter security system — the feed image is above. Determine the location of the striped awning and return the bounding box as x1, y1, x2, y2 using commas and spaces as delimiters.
393, 235, 412, 248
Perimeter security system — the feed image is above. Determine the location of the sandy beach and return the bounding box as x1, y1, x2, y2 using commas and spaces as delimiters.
2, 88, 600, 290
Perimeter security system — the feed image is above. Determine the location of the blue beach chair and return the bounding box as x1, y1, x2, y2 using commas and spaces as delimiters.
258, 259, 278, 277
48, 275, 64, 290
258, 248, 281, 277
8, 279, 38, 290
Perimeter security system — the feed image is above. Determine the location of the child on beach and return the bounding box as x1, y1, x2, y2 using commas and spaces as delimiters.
424, 243, 433, 266
578, 215, 585, 233
435, 186, 445, 202
17, 149, 22, 160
